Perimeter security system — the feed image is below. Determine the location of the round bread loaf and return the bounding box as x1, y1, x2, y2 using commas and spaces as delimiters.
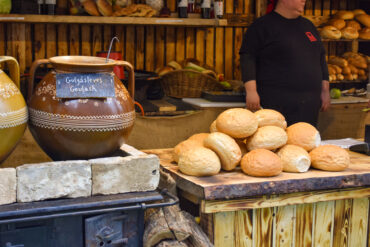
96, 0, 113, 16
277, 145, 311, 173
309, 145, 349, 171
341, 26, 359, 39
188, 133, 209, 144
204, 132, 242, 171
346, 20, 362, 31
254, 109, 287, 129
321, 26, 342, 39
286, 122, 321, 151
178, 147, 221, 176
216, 108, 258, 139
241, 149, 282, 177
356, 14, 370, 27
334, 10, 355, 20
327, 19, 346, 29
209, 120, 218, 132
173, 139, 203, 163
359, 27, 370, 40
82, 0, 101, 16
353, 9, 366, 16
247, 126, 288, 151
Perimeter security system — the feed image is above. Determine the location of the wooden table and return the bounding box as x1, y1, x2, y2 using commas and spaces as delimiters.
146, 149, 370, 247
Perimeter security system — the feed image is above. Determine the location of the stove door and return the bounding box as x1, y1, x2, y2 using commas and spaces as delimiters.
0, 225, 49, 247
85, 213, 128, 247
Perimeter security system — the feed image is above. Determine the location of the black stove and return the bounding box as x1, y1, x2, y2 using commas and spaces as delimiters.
0, 190, 176, 247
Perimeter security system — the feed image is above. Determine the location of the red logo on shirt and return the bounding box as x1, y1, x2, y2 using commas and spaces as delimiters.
305, 32, 317, 42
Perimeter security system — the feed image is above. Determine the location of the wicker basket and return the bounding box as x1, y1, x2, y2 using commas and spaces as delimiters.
160, 69, 223, 98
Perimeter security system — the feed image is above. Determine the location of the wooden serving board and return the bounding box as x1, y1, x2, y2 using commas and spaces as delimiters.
144, 149, 370, 200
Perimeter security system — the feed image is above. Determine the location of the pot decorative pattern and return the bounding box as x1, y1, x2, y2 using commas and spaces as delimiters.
27, 56, 136, 161
0, 56, 28, 163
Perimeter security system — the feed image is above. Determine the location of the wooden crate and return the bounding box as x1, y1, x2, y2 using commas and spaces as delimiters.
146, 149, 370, 247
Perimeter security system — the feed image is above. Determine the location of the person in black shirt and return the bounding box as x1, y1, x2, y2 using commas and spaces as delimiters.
239, 0, 330, 126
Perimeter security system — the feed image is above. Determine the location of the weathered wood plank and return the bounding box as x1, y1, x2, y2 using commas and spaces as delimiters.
244, 0, 252, 14
224, 27, 233, 79
92, 25, 102, 57
57, 24, 68, 56
195, 28, 205, 66
200, 213, 214, 244
322, 0, 330, 19
233, 27, 243, 80
305, 0, 313, 15
155, 26, 165, 70
215, 27, 224, 75
145, 26, 155, 71
333, 199, 352, 247
205, 28, 214, 70
10, 23, 26, 73
34, 24, 45, 59
81, 25, 91, 56
69, 24, 79, 55
0, 24, 5, 57
136, 26, 145, 70
275, 205, 294, 247
234, 210, 253, 247
348, 197, 369, 247
314, 0, 322, 16
254, 207, 273, 247
166, 27, 176, 65
125, 26, 135, 67
214, 211, 235, 247
46, 24, 56, 58
25, 24, 32, 69
176, 27, 185, 65
185, 27, 195, 59
168, 0, 176, 13
235, 0, 243, 14
103, 25, 112, 52
313, 201, 334, 247
113, 25, 124, 61
339, 0, 347, 10
201, 187, 370, 213
225, 0, 233, 14
295, 204, 313, 247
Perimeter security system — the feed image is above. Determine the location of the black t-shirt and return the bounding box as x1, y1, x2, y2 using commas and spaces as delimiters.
239, 11, 329, 93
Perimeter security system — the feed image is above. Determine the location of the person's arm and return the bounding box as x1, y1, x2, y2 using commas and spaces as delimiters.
244, 80, 260, 111
321, 80, 330, 111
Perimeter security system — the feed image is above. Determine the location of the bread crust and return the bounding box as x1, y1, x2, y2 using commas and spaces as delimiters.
241, 149, 282, 177
254, 109, 287, 129
277, 145, 311, 173
286, 122, 321, 151
341, 26, 359, 39
309, 145, 349, 171
321, 26, 341, 39
173, 139, 203, 163
178, 147, 221, 176
247, 126, 288, 151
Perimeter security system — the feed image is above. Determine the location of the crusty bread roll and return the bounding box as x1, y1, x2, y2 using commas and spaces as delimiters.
82, 0, 101, 16
241, 149, 282, 177
336, 74, 344, 81
347, 57, 368, 69
277, 145, 311, 173
327, 19, 346, 29
327, 65, 337, 75
309, 145, 349, 171
321, 26, 341, 39
353, 9, 366, 16
346, 20, 361, 31
158, 66, 174, 76
209, 120, 218, 132
359, 27, 370, 40
334, 10, 355, 20
178, 147, 221, 176
358, 69, 366, 76
344, 74, 354, 80
254, 109, 287, 129
286, 122, 321, 151
341, 26, 359, 39
332, 64, 342, 74
348, 64, 359, 74
96, 0, 113, 16
328, 56, 348, 67
188, 133, 209, 144
341, 66, 351, 74
204, 132, 242, 171
329, 74, 336, 82
173, 139, 203, 163
216, 108, 258, 139
355, 14, 370, 28
167, 61, 182, 70
247, 126, 288, 151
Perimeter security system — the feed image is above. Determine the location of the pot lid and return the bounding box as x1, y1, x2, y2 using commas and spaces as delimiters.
49, 56, 116, 68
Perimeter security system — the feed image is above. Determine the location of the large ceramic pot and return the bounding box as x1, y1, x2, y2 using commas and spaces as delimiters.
28, 56, 135, 161
0, 56, 28, 163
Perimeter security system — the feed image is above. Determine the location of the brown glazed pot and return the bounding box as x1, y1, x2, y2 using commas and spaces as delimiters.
27, 56, 135, 161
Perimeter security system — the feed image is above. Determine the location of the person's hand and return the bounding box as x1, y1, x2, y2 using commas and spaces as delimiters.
320, 88, 330, 111
246, 91, 261, 111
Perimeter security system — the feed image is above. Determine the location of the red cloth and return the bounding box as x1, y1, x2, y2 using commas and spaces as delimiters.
266, 0, 276, 14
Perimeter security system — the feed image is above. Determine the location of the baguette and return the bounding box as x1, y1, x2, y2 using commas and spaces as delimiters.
328, 56, 348, 67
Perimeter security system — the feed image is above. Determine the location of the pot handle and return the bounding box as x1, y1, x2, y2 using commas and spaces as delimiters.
28, 59, 50, 102
0, 56, 20, 89
115, 61, 135, 100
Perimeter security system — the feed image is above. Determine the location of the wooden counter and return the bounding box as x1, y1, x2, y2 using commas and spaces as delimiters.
146, 148, 370, 247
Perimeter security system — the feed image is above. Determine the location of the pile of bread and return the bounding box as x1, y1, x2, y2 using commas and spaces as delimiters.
81, 0, 157, 17
327, 52, 369, 82
156, 59, 219, 79
320, 9, 370, 40
173, 108, 350, 177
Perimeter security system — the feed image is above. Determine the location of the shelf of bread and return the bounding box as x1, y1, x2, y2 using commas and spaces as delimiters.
0, 14, 228, 27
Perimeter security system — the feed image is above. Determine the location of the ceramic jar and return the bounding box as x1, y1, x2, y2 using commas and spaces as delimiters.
0, 56, 28, 163
27, 56, 136, 160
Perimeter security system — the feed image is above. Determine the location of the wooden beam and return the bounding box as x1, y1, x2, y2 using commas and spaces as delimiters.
201, 187, 370, 213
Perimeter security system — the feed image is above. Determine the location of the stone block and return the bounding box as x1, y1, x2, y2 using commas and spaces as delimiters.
17, 160, 91, 203
90, 153, 160, 195
0, 168, 16, 205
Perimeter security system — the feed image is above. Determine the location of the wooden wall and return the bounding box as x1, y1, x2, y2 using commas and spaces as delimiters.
0, 0, 361, 80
